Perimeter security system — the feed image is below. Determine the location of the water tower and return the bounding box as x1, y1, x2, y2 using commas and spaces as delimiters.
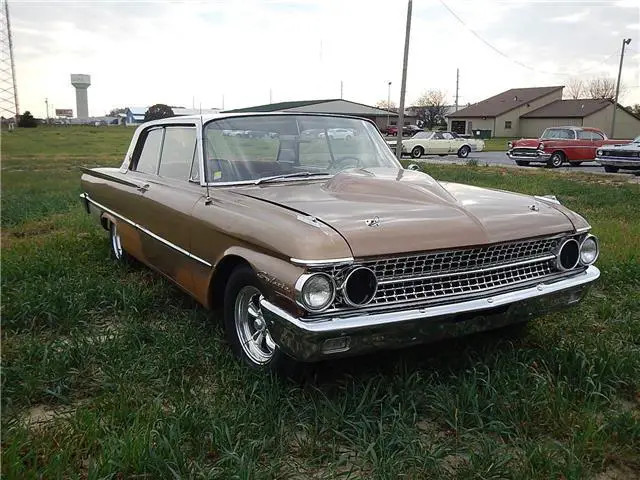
70, 74, 90, 118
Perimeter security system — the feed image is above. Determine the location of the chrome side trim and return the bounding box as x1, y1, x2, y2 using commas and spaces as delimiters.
291, 257, 354, 266
81, 193, 213, 268
262, 266, 600, 332
376, 255, 556, 286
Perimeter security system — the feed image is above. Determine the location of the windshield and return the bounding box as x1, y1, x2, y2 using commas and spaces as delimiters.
203, 115, 400, 184
541, 128, 576, 140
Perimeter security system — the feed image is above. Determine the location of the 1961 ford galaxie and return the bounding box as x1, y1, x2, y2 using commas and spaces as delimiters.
80, 113, 600, 371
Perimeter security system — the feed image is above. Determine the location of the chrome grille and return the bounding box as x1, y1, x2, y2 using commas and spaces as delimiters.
363, 237, 558, 281
370, 260, 553, 306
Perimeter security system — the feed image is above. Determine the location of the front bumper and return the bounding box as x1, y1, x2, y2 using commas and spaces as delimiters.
261, 266, 600, 362
507, 149, 551, 161
596, 157, 640, 168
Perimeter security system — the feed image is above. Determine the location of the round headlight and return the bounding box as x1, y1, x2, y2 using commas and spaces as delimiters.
596, 149, 603, 157
556, 238, 580, 271
343, 267, 378, 307
508, 141, 513, 149
538, 142, 545, 150
579, 235, 599, 265
297, 273, 335, 311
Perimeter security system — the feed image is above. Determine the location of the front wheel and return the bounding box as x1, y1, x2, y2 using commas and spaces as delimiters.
604, 165, 619, 173
547, 152, 564, 168
224, 265, 293, 372
457, 145, 471, 158
411, 146, 424, 159
515, 160, 529, 166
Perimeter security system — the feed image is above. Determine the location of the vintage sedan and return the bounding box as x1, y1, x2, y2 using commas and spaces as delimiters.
388, 131, 485, 158
596, 135, 640, 172
507, 126, 628, 168
80, 113, 600, 372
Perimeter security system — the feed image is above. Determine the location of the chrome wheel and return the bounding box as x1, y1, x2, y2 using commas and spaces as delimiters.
234, 286, 275, 365
548, 152, 564, 168
110, 223, 123, 260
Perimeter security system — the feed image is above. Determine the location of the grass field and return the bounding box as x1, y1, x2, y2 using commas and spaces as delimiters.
2, 126, 639, 479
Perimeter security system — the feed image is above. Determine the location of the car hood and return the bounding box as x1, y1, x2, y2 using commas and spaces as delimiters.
512, 139, 540, 148
234, 168, 577, 258
237, 169, 574, 257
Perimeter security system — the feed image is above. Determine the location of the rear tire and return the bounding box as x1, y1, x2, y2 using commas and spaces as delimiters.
515, 160, 529, 166
457, 145, 471, 158
411, 146, 424, 159
604, 165, 619, 173
223, 265, 296, 373
547, 152, 564, 168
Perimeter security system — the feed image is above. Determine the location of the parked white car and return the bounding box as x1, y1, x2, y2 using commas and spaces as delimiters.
388, 131, 485, 159
319, 128, 356, 140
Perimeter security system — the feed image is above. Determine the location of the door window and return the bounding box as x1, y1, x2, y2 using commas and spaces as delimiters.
590, 131, 604, 141
135, 128, 163, 174
158, 127, 198, 181
577, 130, 592, 140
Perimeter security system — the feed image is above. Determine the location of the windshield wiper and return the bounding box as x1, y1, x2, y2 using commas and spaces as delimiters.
254, 171, 331, 185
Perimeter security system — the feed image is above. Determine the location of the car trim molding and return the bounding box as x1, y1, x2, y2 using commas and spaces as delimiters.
80, 193, 213, 268
290, 257, 354, 266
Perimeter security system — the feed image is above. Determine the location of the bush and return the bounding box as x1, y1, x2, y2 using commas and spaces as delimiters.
144, 104, 174, 122
18, 111, 37, 128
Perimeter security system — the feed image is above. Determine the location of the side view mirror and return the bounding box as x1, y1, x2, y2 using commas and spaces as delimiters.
406, 163, 420, 171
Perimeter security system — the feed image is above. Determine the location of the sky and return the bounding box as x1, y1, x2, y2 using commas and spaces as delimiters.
7, 0, 640, 118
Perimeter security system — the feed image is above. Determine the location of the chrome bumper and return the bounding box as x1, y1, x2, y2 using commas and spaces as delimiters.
261, 266, 600, 362
596, 158, 640, 168
507, 150, 551, 161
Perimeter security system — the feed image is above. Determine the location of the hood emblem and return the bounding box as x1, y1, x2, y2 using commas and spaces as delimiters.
365, 216, 381, 227
529, 204, 539, 212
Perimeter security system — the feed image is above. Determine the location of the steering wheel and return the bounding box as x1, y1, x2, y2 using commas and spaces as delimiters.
330, 156, 363, 170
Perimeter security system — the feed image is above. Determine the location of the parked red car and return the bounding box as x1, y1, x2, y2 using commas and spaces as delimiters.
507, 127, 630, 168
383, 125, 422, 137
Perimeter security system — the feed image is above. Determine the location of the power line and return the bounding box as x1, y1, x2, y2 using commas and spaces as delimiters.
439, 0, 625, 78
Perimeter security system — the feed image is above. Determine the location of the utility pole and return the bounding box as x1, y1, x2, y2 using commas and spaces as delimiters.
222, 94, 225, 110
395, 0, 412, 161
455, 68, 459, 112
387, 81, 392, 129
45, 97, 49, 121
269, 88, 272, 104
611, 38, 631, 138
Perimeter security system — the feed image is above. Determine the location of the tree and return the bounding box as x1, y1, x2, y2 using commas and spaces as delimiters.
565, 78, 584, 99
412, 89, 448, 130
18, 111, 37, 128
585, 77, 617, 100
107, 107, 126, 117
375, 100, 397, 111
144, 104, 174, 122
626, 104, 640, 117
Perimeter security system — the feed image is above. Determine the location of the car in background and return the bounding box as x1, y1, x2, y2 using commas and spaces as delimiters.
596, 135, 640, 172
387, 131, 485, 158
383, 125, 422, 137
507, 127, 629, 168
319, 128, 356, 140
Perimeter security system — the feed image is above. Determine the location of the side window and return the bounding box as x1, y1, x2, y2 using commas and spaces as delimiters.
590, 131, 604, 141
577, 130, 591, 140
135, 128, 163, 174
158, 127, 197, 181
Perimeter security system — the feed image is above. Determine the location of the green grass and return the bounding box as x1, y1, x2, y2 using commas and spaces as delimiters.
483, 137, 518, 152
2, 127, 639, 479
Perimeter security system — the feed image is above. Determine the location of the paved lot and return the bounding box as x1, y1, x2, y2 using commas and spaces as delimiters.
408, 150, 639, 177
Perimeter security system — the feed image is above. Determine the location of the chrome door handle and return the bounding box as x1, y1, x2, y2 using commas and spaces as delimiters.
137, 183, 150, 192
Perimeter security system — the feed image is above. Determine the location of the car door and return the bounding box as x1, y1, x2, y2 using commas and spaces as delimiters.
575, 130, 595, 160
428, 132, 450, 154
441, 132, 460, 153
128, 123, 205, 291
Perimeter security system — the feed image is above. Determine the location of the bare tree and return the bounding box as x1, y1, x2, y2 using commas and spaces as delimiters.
565, 78, 584, 99
585, 77, 617, 100
413, 89, 448, 130
375, 100, 397, 111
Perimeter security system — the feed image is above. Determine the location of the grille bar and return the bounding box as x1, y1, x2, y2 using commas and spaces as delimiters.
362, 236, 559, 281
